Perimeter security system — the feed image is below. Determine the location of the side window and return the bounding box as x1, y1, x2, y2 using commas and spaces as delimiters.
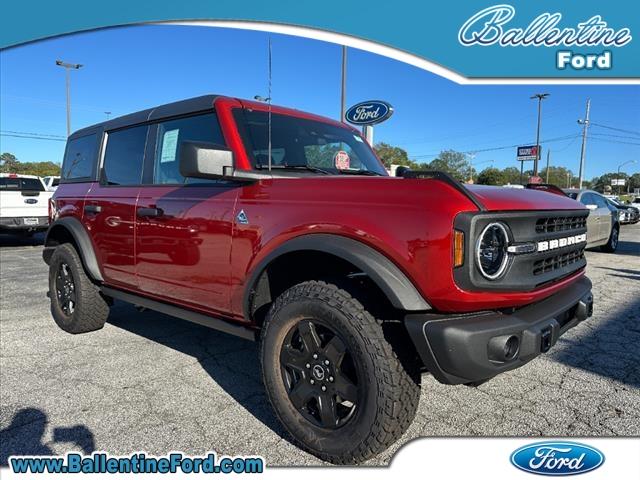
579, 193, 593, 206
593, 194, 608, 208
152, 112, 226, 184
61, 133, 97, 181
102, 125, 148, 185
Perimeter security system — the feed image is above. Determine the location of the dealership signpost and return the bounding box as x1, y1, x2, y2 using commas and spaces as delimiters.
517, 145, 541, 184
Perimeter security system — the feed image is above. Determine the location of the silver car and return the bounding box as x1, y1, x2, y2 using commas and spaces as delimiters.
563, 189, 619, 252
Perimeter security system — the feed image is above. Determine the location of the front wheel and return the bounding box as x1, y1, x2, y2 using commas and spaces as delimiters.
260, 281, 420, 464
601, 224, 619, 253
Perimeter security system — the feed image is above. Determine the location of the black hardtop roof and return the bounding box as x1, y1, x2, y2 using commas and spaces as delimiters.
69, 94, 221, 140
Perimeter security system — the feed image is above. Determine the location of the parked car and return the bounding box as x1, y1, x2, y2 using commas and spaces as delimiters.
44, 95, 595, 464
564, 189, 619, 252
0, 173, 52, 236
607, 198, 639, 224
42, 175, 61, 191
629, 197, 640, 210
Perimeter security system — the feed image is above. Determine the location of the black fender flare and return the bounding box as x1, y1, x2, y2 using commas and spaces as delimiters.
244, 233, 431, 318
43, 217, 104, 282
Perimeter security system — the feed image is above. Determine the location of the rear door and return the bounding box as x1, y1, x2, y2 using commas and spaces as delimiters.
135, 112, 238, 313
83, 124, 149, 289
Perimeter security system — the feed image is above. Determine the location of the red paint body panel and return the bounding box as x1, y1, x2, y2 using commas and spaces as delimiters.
135, 184, 237, 315
52, 97, 591, 323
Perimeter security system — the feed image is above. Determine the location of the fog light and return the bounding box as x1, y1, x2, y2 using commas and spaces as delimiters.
488, 334, 520, 363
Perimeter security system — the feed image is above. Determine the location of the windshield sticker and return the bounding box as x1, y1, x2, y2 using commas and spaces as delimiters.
160, 129, 179, 163
334, 150, 351, 170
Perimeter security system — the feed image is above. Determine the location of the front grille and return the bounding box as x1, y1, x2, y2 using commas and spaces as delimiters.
535, 215, 587, 234
533, 247, 585, 276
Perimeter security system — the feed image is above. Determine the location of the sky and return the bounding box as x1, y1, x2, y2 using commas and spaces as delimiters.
1, 24, 639, 180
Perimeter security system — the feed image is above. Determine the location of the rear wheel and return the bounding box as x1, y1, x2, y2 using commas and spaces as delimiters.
260, 280, 420, 464
601, 224, 619, 253
49, 243, 109, 333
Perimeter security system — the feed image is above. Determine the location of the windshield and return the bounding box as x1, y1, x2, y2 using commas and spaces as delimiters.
0, 177, 44, 191
233, 109, 387, 175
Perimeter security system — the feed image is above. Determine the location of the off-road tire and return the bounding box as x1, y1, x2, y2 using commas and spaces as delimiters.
49, 243, 109, 334
260, 280, 421, 464
601, 224, 619, 253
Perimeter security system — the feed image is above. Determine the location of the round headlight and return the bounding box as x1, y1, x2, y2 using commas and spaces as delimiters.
476, 222, 509, 280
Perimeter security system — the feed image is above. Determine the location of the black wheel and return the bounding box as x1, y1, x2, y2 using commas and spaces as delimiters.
49, 243, 109, 334
601, 224, 619, 253
260, 281, 420, 464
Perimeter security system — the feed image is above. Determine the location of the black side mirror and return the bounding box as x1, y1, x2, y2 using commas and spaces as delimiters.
179, 141, 234, 179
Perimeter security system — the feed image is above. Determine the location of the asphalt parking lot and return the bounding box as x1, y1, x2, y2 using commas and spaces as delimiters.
1, 226, 639, 466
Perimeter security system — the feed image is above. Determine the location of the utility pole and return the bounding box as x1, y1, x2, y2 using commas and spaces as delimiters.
545, 149, 551, 183
530, 93, 549, 176
340, 46, 347, 122
577, 98, 591, 189
55, 60, 83, 137
566, 172, 571, 188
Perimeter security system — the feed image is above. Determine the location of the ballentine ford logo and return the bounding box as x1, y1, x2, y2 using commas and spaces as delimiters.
511, 442, 605, 476
459, 5, 632, 47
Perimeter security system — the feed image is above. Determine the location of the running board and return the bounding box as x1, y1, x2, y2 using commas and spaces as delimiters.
101, 286, 257, 341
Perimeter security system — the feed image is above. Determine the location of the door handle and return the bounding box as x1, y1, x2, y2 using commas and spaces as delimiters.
137, 207, 162, 218
84, 204, 102, 214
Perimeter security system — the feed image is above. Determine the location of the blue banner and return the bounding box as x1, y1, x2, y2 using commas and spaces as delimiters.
1, 1, 638, 78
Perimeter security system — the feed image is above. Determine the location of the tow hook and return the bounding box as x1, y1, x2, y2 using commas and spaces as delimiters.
540, 327, 553, 353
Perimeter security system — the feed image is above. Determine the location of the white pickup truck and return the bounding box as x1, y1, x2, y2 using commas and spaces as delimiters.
0, 173, 53, 236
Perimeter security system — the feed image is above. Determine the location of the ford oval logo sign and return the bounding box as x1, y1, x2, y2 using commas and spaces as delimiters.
511, 441, 604, 476
345, 100, 393, 126
24, 198, 38, 204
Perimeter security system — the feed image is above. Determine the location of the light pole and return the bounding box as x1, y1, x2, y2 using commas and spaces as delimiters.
617, 160, 637, 195
104, 111, 112, 120
55, 60, 83, 136
530, 93, 549, 177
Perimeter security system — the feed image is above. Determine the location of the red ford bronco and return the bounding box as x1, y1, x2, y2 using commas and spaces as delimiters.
44, 95, 593, 464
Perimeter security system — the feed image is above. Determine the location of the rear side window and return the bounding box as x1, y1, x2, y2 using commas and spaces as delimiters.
152, 112, 226, 184
102, 125, 148, 185
61, 133, 97, 181
0, 177, 45, 191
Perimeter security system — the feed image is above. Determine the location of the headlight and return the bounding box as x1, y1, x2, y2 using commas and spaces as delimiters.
476, 222, 509, 279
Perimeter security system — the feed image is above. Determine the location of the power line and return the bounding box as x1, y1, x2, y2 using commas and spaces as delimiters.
589, 136, 640, 146
411, 133, 581, 159
1, 130, 66, 139
589, 122, 640, 137
0, 133, 66, 142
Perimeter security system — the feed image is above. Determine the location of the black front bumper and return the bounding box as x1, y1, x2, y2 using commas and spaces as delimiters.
405, 277, 593, 385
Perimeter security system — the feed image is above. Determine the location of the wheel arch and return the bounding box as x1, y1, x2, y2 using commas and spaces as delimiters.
243, 233, 431, 323
43, 217, 104, 282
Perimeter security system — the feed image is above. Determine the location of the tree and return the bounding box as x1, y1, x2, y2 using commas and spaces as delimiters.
476, 167, 505, 185
373, 142, 420, 169
0, 152, 19, 172
501, 166, 522, 185
426, 150, 471, 181
539, 166, 575, 188
0, 153, 61, 176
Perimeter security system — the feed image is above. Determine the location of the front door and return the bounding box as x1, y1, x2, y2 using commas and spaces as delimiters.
84, 124, 148, 288
135, 112, 237, 314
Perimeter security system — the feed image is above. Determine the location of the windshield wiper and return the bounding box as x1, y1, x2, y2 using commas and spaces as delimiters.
255, 164, 331, 175
337, 169, 384, 176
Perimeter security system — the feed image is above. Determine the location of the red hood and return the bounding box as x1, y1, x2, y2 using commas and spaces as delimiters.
465, 185, 586, 211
